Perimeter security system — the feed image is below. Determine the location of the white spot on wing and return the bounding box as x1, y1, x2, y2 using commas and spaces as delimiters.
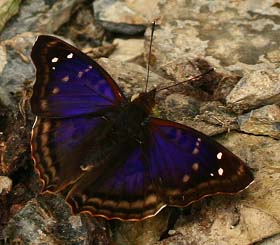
51, 57, 58, 63
52, 67, 55, 70
217, 152, 223, 160
52, 87, 60, 94
61, 76, 69, 82
210, 173, 214, 177
67, 53, 73, 59
78, 71, 83, 78
218, 168, 224, 176
182, 174, 190, 183
192, 147, 199, 155
85, 65, 93, 72
192, 162, 199, 171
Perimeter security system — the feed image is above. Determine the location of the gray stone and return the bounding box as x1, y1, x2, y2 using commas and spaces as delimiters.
0, 32, 37, 107
238, 104, 280, 139
3, 193, 110, 244
111, 38, 144, 62
143, 0, 279, 85
258, 233, 280, 245
226, 70, 280, 113
196, 101, 239, 135
94, 0, 160, 24
0, 0, 84, 41
113, 208, 170, 245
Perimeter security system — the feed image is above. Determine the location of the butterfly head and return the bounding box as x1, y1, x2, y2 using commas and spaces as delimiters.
131, 88, 156, 113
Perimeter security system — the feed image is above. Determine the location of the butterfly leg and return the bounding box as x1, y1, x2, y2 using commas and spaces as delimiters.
159, 207, 181, 241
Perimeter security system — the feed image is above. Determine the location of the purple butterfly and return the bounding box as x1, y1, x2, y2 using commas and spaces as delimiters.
30, 35, 254, 221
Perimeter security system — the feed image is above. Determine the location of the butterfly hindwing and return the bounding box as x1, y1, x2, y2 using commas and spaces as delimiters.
147, 118, 254, 206
31, 116, 106, 191
65, 144, 164, 221
31, 35, 126, 118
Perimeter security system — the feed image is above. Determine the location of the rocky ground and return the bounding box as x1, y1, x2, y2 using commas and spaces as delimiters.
0, 0, 279, 244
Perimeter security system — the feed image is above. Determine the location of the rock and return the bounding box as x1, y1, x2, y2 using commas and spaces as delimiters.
196, 101, 239, 135
144, 23, 208, 76
217, 132, 280, 232
97, 57, 171, 96
113, 208, 171, 244
165, 93, 200, 117
83, 42, 117, 59
57, 3, 106, 49
0, 0, 84, 40
0, 32, 36, 108
0, 0, 21, 33
110, 38, 144, 62
258, 233, 280, 245
3, 193, 110, 244
0, 176, 12, 194
143, 0, 279, 85
226, 70, 280, 113
94, 0, 160, 24
238, 104, 280, 139
158, 203, 280, 245
97, 20, 147, 36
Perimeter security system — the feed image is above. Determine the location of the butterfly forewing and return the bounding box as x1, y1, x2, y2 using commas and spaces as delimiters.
147, 118, 254, 206
31, 35, 126, 118
31, 35, 126, 192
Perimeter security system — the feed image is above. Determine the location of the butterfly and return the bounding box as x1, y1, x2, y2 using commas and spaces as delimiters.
30, 35, 254, 221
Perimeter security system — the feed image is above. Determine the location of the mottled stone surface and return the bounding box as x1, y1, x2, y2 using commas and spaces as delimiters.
94, 0, 160, 24
0, 0, 21, 33
0, 0, 84, 41
226, 70, 280, 113
113, 209, 170, 244
3, 193, 110, 244
238, 104, 280, 139
0, 32, 35, 108
111, 38, 144, 62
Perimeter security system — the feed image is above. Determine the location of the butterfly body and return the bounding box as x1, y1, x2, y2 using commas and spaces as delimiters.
30, 35, 253, 221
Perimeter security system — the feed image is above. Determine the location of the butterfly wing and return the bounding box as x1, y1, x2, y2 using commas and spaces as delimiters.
31, 116, 106, 191
65, 144, 165, 221
31, 35, 126, 191
31, 35, 126, 118
147, 118, 254, 207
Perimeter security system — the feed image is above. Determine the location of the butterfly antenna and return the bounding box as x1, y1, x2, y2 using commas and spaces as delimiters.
145, 21, 156, 93
157, 68, 215, 92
